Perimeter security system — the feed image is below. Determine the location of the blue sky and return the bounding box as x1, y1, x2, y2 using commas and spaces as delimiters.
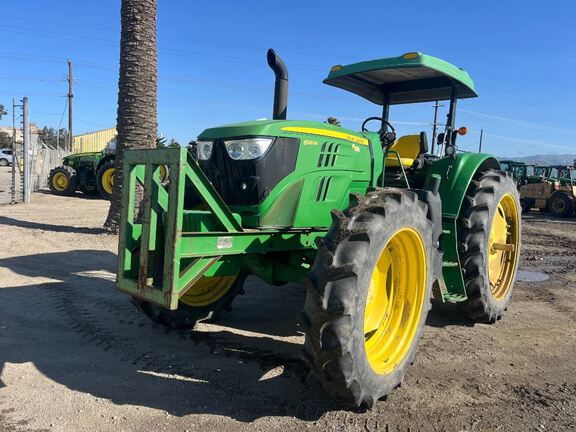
0, 0, 574, 157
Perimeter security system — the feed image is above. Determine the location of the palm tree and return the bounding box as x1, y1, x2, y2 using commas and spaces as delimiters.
104, 0, 158, 232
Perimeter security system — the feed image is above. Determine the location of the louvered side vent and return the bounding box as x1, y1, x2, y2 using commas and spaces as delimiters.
315, 176, 333, 202
317, 142, 341, 168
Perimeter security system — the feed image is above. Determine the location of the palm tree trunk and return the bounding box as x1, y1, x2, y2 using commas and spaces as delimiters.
104, 0, 157, 232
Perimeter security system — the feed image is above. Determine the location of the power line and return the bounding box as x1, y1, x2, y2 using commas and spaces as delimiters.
460, 109, 576, 136
0, 74, 62, 82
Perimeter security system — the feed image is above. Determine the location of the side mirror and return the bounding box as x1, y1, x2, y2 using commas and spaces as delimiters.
437, 132, 445, 145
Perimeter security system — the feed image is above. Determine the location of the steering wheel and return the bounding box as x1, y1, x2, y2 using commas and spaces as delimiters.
361, 117, 397, 147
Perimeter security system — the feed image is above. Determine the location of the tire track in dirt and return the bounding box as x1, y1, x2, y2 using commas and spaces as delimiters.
42, 281, 335, 420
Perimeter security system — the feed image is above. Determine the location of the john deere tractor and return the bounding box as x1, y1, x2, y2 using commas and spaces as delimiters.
116, 50, 521, 407
48, 145, 116, 199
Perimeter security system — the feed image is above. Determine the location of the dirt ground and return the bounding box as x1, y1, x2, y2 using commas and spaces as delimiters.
0, 183, 575, 432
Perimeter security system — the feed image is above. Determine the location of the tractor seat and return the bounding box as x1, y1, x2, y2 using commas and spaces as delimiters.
385, 132, 428, 168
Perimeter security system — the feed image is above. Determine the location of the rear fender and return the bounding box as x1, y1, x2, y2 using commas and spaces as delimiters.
96, 154, 114, 171
425, 153, 500, 301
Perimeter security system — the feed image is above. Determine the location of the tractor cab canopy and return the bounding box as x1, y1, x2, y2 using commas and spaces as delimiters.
323, 52, 477, 105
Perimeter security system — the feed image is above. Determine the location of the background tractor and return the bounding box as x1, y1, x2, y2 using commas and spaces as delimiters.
48, 143, 116, 199
500, 160, 529, 186
116, 50, 521, 407
520, 165, 576, 217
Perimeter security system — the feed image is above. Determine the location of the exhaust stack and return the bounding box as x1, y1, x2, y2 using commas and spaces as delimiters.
267, 49, 288, 120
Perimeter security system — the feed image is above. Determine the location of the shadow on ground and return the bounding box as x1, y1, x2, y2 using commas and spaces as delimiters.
0, 249, 475, 422
0, 216, 107, 235
0, 250, 333, 421
36, 189, 103, 201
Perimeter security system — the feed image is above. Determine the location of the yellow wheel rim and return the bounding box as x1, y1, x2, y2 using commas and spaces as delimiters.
180, 276, 237, 307
101, 168, 115, 194
488, 193, 520, 300
52, 172, 69, 191
159, 165, 168, 181
364, 228, 427, 375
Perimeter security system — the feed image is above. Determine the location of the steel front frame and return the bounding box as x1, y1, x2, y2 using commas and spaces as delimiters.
117, 148, 323, 310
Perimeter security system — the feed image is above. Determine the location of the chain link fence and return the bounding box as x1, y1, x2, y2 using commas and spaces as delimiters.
0, 141, 69, 205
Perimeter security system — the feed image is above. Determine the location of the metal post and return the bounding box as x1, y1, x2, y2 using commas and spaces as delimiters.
22, 97, 30, 203
11, 98, 16, 204
431, 101, 441, 154
381, 94, 390, 134
68, 60, 73, 151
445, 88, 457, 131
479, 129, 484, 153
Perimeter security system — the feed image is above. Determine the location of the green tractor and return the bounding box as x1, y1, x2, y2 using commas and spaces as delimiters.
116, 50, 521, 407
499, 160, 553, 188
48, 144, 116, 199
499, 159, 529, 186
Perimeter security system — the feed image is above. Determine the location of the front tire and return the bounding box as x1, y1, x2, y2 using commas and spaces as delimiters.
133, 274, 247, 329
0, 159, 8, 167
48, 165, 78, 196
301, 189, 436, 408
548, 191, 575, 218
458, 170, 521, 323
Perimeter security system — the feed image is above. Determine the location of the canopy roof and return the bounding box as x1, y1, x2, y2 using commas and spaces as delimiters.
323, 52, 477, 105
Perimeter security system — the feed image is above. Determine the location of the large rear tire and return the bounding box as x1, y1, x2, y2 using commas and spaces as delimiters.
301, 189, 436, 408
458, 170, 521, 323
133, 274, 247, 329
548, 191, 575, 218
48, 165, 78, 196
96, 161, 115, 200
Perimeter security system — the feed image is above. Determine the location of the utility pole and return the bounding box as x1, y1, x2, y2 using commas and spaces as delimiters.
68, 59, 73, 151
22, 97, 30, 204
431, 101, 442, 154
11, 98, 18, 204
479, 129, 484, 153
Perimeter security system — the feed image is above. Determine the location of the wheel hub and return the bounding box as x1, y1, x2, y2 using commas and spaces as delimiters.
488, 193, 520, 300
52, 172, 69, 191
552, 198, 565, 213
102, 168, 115, 194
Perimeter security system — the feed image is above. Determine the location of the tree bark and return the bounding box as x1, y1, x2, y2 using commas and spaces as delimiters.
104, 0, 157, 233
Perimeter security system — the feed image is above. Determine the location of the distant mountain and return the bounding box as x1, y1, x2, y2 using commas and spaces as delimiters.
499, 154, 576, 166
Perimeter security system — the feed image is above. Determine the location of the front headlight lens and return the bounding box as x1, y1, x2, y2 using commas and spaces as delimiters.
196, 140, 213, 160
224, 138, 274, 160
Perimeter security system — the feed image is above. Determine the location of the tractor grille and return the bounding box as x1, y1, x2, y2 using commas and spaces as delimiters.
198, 137, 300, 206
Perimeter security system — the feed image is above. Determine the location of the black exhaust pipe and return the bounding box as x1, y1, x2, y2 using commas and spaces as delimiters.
267, 49, 288, 120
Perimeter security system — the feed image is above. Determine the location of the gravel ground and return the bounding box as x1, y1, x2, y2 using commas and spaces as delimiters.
0, 187, 575, 432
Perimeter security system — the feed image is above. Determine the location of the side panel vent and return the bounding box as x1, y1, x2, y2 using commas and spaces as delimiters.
315, 176, 333, 202
317, 142, 341, 168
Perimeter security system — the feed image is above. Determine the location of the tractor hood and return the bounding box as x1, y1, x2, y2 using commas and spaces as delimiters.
198, 119, 371, 146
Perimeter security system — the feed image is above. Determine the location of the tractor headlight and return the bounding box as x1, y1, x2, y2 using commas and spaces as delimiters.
445, 144, 456, 157
224, 138, 274, 160
196, 140, 214, 160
